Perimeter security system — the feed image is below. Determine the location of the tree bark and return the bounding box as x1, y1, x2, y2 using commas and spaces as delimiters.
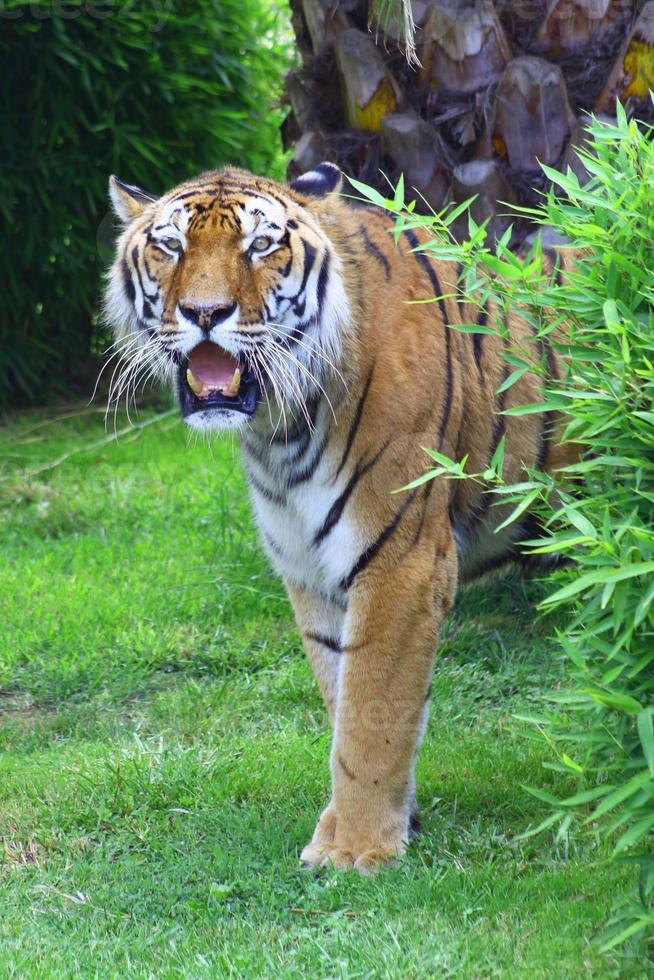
334, 28, 403, 131
380, 112, 450, 209
480, 56, 577, 170
419, 0, 512, 94
284, 0, 647, 243
596, 1, 654, 114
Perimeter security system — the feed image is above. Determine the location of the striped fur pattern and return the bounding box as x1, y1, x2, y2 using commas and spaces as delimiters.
105, 164, 577, 874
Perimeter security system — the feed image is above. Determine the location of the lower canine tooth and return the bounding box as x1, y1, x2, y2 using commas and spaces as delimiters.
186, 368, 204, 396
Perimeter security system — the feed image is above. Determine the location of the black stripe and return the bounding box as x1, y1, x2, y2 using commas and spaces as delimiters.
489, 367, 509, 457
263, 530, 285, 559
271, 397, 319, 449
241, 439, 274, 477
316, 251, 330, 312
121, 258, 135, 305
271, 230, 290, 258
130, 245, 159, 304
474, 305, 488, 373
244, 411, 316, 472
299, 240, 317, 292
287, 429, 330, 488
340, 490, 419, 590
168, 177, 241, 198
314, 443, 389, 546
169, 189, 212, 202
402, 230, 448, 322
288, 238, 317, 318
334, 366, 374, 480
477, 333, 509, 519
169, 175, 289, 206
543, 246, 564, 287
544, 334, 559, 380
533, 331, 558, 472
142, 251, 159, 289
280, 253, 293, 278
358, 204, 397, 226
402, 229, 453, 448
535, 335, 549, 472
360, 226, 390, 279
232, 328, 266, 339
305, 632, 342, 654
174, 176, 290, 210
248, 472, 286, 507
461, 547, 516, 583
219, 212, 239, 233
451, 330, 465, 485
284, 426, 312, 463
412, 478, 435, 547
285, 316, 318, 347
209, 175, 292, 207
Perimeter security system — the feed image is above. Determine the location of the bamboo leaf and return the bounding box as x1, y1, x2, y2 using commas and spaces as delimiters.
502, 403, 549, 417
541, 563, 654, 606
637, 710, 654, 776
515, 811, 565, 841
585, 772, 653, 823
614, 812, 654, 854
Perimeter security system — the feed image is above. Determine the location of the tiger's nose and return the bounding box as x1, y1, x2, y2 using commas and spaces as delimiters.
179, 300, 237, 332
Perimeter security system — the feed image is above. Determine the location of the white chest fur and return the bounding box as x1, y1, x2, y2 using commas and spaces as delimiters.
241, 410, 366, 599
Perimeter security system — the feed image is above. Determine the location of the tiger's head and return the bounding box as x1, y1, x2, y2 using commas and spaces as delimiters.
104, 164, 351, 433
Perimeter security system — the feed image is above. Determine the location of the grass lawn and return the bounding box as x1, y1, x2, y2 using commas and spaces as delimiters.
0, 400, 650, 978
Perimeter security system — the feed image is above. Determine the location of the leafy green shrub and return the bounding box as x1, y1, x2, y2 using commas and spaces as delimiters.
352, 106, 654, 947
0, 0, 291, 408
502, 112, 654, 950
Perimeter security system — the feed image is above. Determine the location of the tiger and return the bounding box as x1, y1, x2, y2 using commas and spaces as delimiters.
105, 162, 577, 874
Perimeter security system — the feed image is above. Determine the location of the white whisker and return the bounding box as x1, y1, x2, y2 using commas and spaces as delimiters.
255, 348, 290, 439
104, 332, 171, 433
92, 334, 143, 407
266, 321, 349, 393
261, 342, 313, 431
261, 333, 337, 425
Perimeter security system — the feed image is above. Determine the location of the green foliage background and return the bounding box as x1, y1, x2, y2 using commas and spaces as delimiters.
362, 108, 654, 948
0, 0, 291, 408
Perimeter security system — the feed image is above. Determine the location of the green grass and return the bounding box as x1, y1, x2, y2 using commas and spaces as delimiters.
0, 401, 651, 977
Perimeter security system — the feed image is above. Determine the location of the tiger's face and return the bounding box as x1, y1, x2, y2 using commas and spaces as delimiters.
104, 164, 350, 433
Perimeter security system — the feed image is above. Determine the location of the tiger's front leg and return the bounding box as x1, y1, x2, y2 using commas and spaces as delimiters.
285, 581, 345, 724
301, 535, 457, 874
285, 582, 347, 855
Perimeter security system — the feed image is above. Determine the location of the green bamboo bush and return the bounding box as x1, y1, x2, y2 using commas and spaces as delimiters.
352, 106, 654, 947
0, 0, 291, 408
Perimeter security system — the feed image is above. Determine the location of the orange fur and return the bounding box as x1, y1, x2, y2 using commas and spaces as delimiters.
105, 165, 578, 874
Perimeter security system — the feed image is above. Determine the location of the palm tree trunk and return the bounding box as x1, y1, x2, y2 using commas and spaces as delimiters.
284, 0, 652, 240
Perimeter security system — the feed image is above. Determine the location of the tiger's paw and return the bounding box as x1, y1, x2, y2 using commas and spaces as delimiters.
300, 831, 405, 875
299, 803, 337, 869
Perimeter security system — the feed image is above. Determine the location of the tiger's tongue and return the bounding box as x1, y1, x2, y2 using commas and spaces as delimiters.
189, 341, 239, 388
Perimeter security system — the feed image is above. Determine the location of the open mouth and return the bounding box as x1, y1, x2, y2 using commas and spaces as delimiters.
178, 341, 260, 418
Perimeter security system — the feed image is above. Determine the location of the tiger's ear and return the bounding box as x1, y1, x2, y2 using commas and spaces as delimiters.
289, 162, 342, 198
109, 175, 157, 222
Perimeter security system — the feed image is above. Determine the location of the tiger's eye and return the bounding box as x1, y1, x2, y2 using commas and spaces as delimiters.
251, 235, 272, 252
162, 238, 182, 253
